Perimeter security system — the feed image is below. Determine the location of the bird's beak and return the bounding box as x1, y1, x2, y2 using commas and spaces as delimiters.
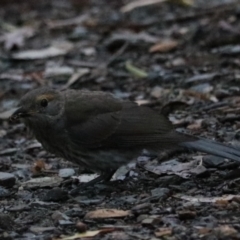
9, 107, 30, 121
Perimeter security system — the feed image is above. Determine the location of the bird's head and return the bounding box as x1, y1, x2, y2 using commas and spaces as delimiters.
10, 87, 64, 123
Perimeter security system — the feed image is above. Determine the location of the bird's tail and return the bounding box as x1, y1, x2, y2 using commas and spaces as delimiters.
179, 133, 240, 162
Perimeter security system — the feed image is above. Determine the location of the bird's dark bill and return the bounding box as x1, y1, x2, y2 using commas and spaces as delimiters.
9, 107, 30, 121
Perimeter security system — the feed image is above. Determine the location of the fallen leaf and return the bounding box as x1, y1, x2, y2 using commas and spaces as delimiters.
214, 225, 237, 237
0, 108, 18, 120
12, 42, 73, 60
155, 227, 172, 237
47, 15, 88, 29
22, 176, 63, 189
169, 0, 194, 6
58, 228, 115, 240
125, 61, 148, 78
73, 173, 99, 183
0, 27, 35, 50
135, 100, 150, 105
121, 0, 166, 13
85, 209, 130, 219
44, 66, 74, 79
63, 68, 90, 88
174, 194, 240, 203
149, 40, 178, 53
60, 230, 101, 240
30, 226, 56, 233
144, 159, 206, 178
187, 119, 203, 130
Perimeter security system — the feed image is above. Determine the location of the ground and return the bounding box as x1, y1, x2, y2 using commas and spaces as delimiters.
1, 0, 240, 239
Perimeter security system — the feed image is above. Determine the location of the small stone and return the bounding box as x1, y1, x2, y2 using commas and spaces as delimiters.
131, 203, 151, 214
0, 130, 7, 137
65, 208, 84, 218
30, 226, 56, 233
0, 172, 16, 187
30, 201, 59, 208
178, 210, 196, 220
0, 148, 18, 156
0, 186, 11, 197
59, 168, 75, 178
59, 220, 74, 226
137, 214, 149, 222
150, 86, 164, 99
76, 221, 87, 232
151, 188, 170, 198
142, 216, 162, 226
190, 165, 209, 177
44, 66, 74, 78
42, 188, 68, 202
171, 57, 186, 67
52, 211, 69, 224
0, 214, 15, 230
203, 155, 225, 168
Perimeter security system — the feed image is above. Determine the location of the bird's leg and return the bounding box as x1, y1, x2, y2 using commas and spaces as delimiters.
158, 148, 186, 162
69, 170, 115, 195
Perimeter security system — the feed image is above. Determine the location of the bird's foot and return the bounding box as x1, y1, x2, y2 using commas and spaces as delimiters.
69, 171, 115, 196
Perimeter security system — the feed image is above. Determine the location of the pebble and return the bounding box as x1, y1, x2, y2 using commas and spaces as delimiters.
65, 208, 84, 218
0, 214, 15, 230
0, 186, 11, 197
178, 210, 196, 220
150, 86, 164, 98
141, 215, 162, 226
0, 172, 16, 187
203, 155, 225, 168
42, 187, 68, 202
59, 220, 74, 226
131, 203, 151, 214
76, 221, 87, 232
59, 168, 75, 178
151, 187, 170, 198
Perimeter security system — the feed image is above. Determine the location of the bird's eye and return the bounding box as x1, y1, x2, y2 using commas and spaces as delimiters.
40, 99, 48, 107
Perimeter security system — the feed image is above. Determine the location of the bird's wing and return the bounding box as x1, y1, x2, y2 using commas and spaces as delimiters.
101, 102, 176, 149
64, 90, 175, 149
64, 90, 122, 147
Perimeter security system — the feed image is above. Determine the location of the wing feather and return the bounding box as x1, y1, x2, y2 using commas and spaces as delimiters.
64, 90, 122, 147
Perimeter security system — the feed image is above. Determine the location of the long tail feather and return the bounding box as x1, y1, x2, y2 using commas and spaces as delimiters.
179, 136, 240, 162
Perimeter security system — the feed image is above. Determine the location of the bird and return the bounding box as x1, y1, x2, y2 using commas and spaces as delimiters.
10, 87, 240, 190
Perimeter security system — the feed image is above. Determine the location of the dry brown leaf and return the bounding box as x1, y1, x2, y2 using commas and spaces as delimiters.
214, 199, 229, 206
58, 228, 115, 240
149, 40, 178, 53
187, 119, 203, 130
155, 227, 172, 237
197, 227, 212, 235
85, 209, 130, 219
183, 90, 208, 100
214, 225, 237, 237
32, 159, 46, 174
